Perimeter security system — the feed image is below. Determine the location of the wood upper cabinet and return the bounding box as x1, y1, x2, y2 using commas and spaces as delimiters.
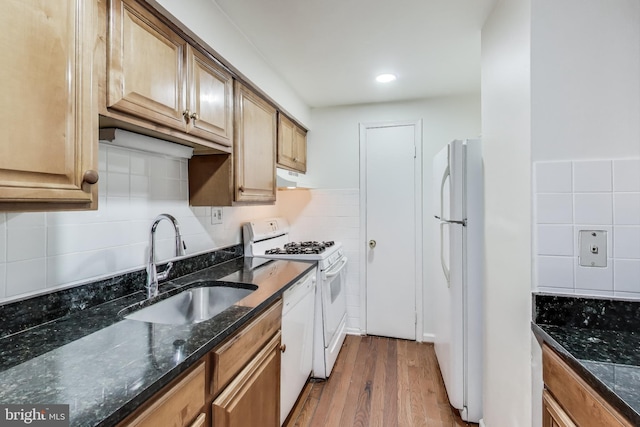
105, 0, 233, 148
233, 81, 277, 203
186, 46, 234, 145
212, 333, 281, 427
277, 114, 307, 173
0, 0, 98, 209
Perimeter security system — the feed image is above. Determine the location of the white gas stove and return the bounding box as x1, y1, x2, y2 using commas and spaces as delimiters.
243, 218, 348, 380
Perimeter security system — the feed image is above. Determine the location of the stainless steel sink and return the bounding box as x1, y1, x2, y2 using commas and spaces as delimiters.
125, 282, 256, 325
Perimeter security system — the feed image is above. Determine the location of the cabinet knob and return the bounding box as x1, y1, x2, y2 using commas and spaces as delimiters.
280, 344, 286, 353
183, 110, 191, 122
369, 240, 377, 249
83, 170, 99, 185
190, 112, 199, 121
238, 186, 245, 193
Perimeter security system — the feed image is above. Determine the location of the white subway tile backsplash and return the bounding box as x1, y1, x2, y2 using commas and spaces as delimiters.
129, 152, 149, 176
0, 226, 5, 263
535, 158, 640, 297
166, 160, 182, 180
537, 256, 574, 289
575, 262, 613, 291
130, 175, 150, 199
535, 161, 572, 193
614, 259, 640, 292
537, 225, 573, 256
0, 263, 5, 299
107, 149, 130, 174
0, 142, 287, 303
107, 172, 130, 198
536, 194, 573, 224
613, 193, 640, 225
573, 160, 612, 192
7, 227, 46, 262
7, 213, 45, 228
613, 159, 640, 192
574, 193, 612, 225
614, 227, 640, 259
6, 258, 47, 297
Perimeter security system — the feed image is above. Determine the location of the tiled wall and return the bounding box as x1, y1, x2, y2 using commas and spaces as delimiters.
278, 189, 361, 332
534, 159, 640, 298
0, 142, 279, 303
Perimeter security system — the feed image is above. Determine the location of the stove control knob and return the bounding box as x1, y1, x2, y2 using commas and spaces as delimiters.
369, 240, 376, 249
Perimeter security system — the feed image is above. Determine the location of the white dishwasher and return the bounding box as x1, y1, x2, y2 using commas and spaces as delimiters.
280, 269, 316, 425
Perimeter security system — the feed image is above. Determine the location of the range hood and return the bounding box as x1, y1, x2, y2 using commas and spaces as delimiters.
276, 168, 312, 189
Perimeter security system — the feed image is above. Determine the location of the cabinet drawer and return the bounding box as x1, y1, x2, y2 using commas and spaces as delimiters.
118, 362, 205, 427
542, 345, 632, 427
211, 299, 282, 396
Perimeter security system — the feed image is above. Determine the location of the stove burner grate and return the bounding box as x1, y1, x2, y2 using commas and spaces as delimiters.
265, 240, 335, 255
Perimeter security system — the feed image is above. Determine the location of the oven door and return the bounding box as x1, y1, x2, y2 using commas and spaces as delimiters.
320, 256, 348, 345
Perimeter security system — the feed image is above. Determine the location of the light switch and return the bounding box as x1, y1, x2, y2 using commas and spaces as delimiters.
579, 230, 607, 267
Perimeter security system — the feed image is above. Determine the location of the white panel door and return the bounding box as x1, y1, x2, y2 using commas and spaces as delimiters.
364, 123, 418, 340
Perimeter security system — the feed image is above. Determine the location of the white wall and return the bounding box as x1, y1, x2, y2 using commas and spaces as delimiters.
481, 0, 532, 426
531, 0, 640, 161
304, 95, 481, 337
149, 0, 311, 127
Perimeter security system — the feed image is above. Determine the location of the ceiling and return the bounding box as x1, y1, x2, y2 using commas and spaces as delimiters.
214, 0, 496, 108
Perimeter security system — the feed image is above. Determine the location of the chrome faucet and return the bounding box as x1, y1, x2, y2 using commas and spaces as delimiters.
146, 214, 186, 299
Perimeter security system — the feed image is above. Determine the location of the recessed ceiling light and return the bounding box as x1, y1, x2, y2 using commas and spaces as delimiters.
376, 73, 397, 83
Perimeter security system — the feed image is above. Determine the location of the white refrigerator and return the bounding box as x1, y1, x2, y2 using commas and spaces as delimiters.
432, 139, 483, 422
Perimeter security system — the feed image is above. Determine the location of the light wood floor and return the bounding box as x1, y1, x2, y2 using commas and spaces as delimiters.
284, 335, 478, 427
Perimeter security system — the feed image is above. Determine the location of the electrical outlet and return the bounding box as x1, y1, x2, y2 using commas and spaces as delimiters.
211, 207, 223, 225
579, 230, 607, 267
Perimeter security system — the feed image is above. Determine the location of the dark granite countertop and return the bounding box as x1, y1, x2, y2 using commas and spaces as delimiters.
532, 293, 640, 425
0, 250, 315, 427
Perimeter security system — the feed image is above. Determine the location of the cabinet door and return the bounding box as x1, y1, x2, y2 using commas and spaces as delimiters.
277, 114, 306, 173
234, 81, 276, 203
212, 333, 281, 427
107, 0, 187, 132
0, 0, 97, 207
186, 47, 233, 147
542, 390, 577, 427
293, 126, 307, 173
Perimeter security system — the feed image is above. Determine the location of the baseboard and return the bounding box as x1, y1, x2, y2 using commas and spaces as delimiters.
422, 332, 435, 343
345, 327, 363, 336
479, 419, 487, 427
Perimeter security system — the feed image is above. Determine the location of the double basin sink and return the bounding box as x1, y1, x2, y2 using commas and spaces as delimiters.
121, 280, 257, 325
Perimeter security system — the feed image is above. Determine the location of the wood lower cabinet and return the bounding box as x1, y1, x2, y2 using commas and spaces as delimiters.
0, 0, 98, 210
277, 114, 307, 173
212, 333, 281, 427
542, 344, 633, 427
118, 362, 206, 427
543, 390, 577, 427
117, 300, 282, 427
233, 81, 277, 203
103, 0, 233, 150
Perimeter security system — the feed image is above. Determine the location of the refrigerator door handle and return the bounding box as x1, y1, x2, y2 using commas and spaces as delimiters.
439, 222, 451, 287
439, 164, 450, 220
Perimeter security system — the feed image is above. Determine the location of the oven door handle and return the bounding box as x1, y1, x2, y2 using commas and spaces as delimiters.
323, 257, 348, 278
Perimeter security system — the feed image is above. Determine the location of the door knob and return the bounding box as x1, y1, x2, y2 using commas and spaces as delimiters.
369, 240, 376, 249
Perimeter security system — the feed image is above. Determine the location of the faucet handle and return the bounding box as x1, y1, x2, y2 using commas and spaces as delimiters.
157, 261, 173, 281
